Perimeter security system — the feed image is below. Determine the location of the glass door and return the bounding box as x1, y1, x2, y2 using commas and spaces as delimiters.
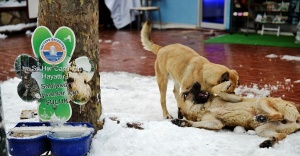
199, 0, 227, 29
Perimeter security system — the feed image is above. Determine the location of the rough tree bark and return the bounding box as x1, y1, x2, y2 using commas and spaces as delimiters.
38, 0, 102, 130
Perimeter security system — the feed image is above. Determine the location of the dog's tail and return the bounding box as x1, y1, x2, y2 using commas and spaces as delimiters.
141, 21, 162, 54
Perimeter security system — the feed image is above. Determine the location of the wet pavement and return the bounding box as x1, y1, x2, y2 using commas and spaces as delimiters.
1, 27, 300, 107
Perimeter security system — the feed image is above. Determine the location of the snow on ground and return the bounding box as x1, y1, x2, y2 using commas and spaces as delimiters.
0, 0, 26, 7
265, 54, 278, 58
0, 23, 37, 33
281, 55, 300, 61
0, 33, 7, 39
2, 72, 300, 156
266, 54, 300, 61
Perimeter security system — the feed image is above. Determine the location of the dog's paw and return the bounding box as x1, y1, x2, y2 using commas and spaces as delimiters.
164, 114, 173, 119
259, 140, 273, 148
171, 119, 191, 127
255, 115, 268, 123
259, 137, 276, 148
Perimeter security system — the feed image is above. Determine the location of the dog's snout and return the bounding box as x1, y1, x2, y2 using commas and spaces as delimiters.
194, 91, 210, 104
67, 77, 74, 83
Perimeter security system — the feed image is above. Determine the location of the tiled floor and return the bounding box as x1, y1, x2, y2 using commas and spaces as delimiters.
1, 27, 300, 107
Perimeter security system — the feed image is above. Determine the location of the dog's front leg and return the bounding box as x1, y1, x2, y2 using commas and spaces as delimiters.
172, 114, 224, 130
217, 92, 242, 103
173, 82, 183, 119
211, 81, 232, 95
188, 119, 224, 130
211, 81, 242, 103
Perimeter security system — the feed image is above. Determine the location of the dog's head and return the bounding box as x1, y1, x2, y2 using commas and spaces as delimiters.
67, 72, 87, 89
182, 82, 210, 104
67, 71, 93, 104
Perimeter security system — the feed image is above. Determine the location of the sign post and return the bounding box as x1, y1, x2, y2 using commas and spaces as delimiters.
14, 26, 94, 121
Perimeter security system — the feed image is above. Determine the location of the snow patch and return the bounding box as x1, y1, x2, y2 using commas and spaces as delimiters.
25, 30, 33, 36
0, 33, 7, 39
234, 84, 270, 98
294, 80, 300, 83
0, 0, 26, 7
265, 54, 278, 58
281, 55, 300, 61
266, 54, 300, 62
0, 23, 37, 32
233, 126, 246, 134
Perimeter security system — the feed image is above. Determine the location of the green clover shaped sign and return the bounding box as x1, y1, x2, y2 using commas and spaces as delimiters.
32, 26, 75, 121
13, 26, 94, 121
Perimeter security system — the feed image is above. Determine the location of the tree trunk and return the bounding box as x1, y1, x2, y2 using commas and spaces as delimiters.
38, 0, 102, 130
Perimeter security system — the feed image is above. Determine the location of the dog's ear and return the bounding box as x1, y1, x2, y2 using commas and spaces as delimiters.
220, 72, 229, 83
203, 64, 227, 87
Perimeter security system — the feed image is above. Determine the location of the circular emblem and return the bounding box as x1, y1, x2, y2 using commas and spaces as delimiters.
39, 38, 66, 65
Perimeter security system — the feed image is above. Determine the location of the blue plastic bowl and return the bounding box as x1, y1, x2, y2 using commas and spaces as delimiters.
7, 122, 94, 156
48, 122, 94, 156
7, 122, 51, 156
48, 132, 93, 156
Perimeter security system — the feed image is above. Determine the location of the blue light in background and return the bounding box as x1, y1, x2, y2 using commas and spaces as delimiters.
202, 0, 225, 24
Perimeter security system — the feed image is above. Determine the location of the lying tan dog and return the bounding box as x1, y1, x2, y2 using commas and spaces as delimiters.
172, 82, 300, 148
141, 21, 239, 119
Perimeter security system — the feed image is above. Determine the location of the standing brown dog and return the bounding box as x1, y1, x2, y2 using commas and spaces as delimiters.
141, 21, 239, 119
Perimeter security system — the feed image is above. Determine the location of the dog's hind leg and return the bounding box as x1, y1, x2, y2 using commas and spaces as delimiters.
255, 124, 287, 148
258, 99, 284, 121
156, 66, 172, 119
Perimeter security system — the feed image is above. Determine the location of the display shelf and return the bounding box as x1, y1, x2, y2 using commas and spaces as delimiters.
229, 0, 250, 34
252, 0, 300, 36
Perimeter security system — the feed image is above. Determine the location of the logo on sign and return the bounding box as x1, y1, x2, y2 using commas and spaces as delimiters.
39, 38, 66, 65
